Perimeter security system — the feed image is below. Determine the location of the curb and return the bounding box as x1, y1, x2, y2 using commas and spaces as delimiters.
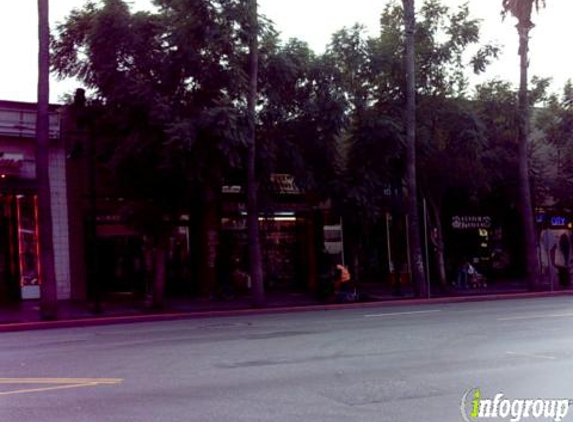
1, 290, 573, 333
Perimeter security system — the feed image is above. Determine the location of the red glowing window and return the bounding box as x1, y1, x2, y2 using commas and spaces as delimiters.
16, 195, 40, 287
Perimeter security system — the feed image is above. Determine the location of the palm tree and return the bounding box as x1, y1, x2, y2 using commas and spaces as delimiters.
37, 0, 58, 319
502, 0, 545, 289
402, 0, 427, 297
246, 0, 265, 307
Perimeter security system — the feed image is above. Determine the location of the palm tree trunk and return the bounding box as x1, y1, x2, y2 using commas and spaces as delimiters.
152, 244, 166, 308
246, 0, 265, 307
517, 21, 541, 289
428, 198, 447, 290
402, 0, 427, 297
37, 0, 58, 320
198, 182, 219, 297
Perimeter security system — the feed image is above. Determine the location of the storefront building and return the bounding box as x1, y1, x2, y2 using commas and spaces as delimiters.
221, 174, 318, 292
0, 100, 71, 304
61, 96, 197, 300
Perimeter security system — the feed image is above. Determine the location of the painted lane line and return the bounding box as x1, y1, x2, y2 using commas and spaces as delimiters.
498, 312, 573, 321
364, 309, 442, 318
506, 351, 557, 360
0, 378, 122, 385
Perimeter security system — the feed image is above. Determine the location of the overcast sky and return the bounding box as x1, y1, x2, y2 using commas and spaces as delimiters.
0, 0, 571, 103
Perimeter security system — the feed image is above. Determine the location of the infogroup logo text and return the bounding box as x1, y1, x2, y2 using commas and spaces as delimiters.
461, 388, 571, 422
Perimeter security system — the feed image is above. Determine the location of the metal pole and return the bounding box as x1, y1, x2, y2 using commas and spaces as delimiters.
423, 198, 431, 298
386, 212, 393, 273
339, 217, 345, 267
545, 230, 553, 292
405, 215, 412, 282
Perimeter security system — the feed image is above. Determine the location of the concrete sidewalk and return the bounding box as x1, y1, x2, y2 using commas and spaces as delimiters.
1, 281, 572, 332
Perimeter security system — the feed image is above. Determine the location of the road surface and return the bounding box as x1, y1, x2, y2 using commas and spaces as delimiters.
2, 297, 573, 421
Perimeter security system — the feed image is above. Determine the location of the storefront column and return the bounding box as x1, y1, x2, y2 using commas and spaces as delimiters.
49, 146, 71, 299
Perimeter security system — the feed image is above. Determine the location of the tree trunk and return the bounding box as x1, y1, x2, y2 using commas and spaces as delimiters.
428, 198, 447, 290
402, 0, 427, 297
37, 0, 58, 320
517, 21, 541, 290
246, 0, 265, 307
152, 244, 166, 309
390, 212, 403, 296
198, 183, 219, 297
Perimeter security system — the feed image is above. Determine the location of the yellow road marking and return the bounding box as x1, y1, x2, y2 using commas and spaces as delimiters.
0, 383, 99, 396
0, 378, 122, 384
0, 378, 123, 396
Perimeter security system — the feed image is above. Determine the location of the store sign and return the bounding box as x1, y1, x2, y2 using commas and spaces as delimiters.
222, 174, 301, 195
324, 224, 343, 255
536, 213, 570, 228
452, 215, 492, 230
270, 174, 300, 194
222, 185, 242, 194
551, 216, 567, 227
0, 153, 23, 175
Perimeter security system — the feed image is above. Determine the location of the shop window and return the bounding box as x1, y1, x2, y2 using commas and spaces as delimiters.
16, 195, 40, 299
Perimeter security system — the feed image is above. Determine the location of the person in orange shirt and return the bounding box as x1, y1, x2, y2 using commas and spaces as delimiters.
334, 264, 356, 302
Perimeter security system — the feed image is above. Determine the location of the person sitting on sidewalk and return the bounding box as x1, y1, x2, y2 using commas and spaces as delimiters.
467, 263, 487, 289
456, 258, 470, 290
334, 264, 357, 302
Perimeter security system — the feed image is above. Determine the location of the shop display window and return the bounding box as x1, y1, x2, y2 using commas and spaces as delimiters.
16, 195, 40, 288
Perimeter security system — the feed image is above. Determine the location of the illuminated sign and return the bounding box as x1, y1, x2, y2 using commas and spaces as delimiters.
536, 214, 570, 227
452, 216, 492, 230
551, 216, 567, 227
270, 174, 300, 194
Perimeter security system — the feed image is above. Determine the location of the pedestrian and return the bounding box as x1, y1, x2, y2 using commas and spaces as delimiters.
552, 233, 571, 288
456, 258, 470, 290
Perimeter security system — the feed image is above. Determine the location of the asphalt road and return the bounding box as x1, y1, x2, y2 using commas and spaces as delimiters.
2, 297, 573, 422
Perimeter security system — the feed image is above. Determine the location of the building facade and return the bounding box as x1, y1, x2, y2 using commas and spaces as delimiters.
0, 100, 71, 304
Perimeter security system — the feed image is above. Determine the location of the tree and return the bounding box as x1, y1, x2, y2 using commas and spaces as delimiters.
402, 0, 427, 297
418, 98, 489, 289
318, 25, 393, 284
37, 0, 58, 320
257, 37, 345, 196
53, 0, 256, 301
53, 0, 185, 306
409, 1, 499, 290
502, 0, 546, 289
312, 1, 498, 289
473, 77, 550, 278
534, 81, 573, 209
246, 0, 265, 307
